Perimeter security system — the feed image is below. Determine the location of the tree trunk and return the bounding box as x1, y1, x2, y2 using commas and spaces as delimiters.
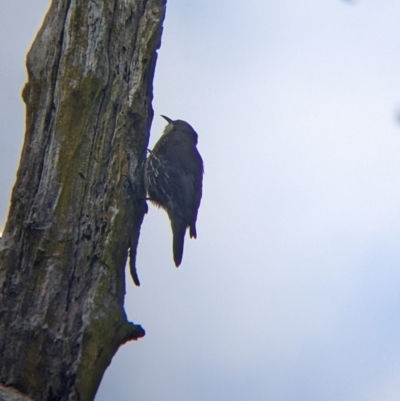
0, 0, 166, 400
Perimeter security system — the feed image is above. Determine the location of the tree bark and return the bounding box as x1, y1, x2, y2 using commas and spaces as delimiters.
0, 0, 166, 400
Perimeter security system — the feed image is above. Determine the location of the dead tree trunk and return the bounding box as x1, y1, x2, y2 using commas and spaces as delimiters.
0, 0, 166, 400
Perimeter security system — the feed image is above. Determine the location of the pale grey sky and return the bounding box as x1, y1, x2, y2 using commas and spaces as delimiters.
2, 1, 400, 401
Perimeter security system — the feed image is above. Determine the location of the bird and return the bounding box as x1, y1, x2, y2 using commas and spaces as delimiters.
144, 115, 204, 267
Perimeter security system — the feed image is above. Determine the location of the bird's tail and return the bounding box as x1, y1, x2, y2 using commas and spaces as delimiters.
189, 223, 197, 239
172, 217, 187, 267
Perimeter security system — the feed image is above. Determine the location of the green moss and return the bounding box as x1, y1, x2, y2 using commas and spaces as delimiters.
22, 327, 50, 395
77, 312, 124, 401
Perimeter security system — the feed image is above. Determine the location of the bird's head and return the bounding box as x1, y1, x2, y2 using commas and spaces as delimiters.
161, 115, 198, 143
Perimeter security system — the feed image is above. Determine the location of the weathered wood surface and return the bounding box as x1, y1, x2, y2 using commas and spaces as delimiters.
0, 0, 166, 399
0, 385, 35, 401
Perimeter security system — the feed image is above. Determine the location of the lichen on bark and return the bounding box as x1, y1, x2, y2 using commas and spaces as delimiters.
0, 0, 166, 400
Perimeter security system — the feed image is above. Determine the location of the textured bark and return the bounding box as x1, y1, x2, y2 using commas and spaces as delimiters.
0, 385, 34, 401
0, 0, 166, 400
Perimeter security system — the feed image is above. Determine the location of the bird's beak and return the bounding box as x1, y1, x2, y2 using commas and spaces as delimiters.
161, 115, 173, 124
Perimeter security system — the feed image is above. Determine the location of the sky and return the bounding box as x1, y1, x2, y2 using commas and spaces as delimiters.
1, 0, 400, 400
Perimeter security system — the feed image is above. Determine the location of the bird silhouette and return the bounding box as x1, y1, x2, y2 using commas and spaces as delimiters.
144, 116, 204, 266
